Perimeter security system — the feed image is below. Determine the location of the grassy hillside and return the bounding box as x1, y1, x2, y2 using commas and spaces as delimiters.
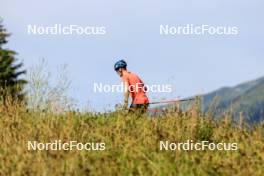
0, 104, 264, 176
203, 76, 264, 122
230, 81, 264, 122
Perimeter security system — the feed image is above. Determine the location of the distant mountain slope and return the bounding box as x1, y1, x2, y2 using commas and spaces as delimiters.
202, 76, 264, 122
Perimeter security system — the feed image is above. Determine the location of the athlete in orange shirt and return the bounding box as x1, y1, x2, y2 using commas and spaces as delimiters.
114, 60, 149, 113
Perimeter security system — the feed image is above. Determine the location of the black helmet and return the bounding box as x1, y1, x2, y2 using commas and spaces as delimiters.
114, 60, 127, 71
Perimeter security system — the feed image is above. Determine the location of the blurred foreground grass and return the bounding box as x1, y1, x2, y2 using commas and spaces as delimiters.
0, 105, 264, 176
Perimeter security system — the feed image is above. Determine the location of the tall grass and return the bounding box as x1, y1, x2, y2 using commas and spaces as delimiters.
0, 101, 263, 176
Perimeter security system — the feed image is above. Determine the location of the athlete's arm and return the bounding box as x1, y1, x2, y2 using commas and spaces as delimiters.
142, 82, 147, 92
123, 81, 129, 109
139, 78, 147, 92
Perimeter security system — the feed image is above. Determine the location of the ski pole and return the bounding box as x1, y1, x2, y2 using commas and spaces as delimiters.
149, 98, 195, 105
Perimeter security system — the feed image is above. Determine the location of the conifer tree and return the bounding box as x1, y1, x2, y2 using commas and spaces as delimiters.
0, 21, 27, 102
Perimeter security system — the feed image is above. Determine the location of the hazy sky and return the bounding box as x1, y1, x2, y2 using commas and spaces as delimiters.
1, 0, 264, 111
